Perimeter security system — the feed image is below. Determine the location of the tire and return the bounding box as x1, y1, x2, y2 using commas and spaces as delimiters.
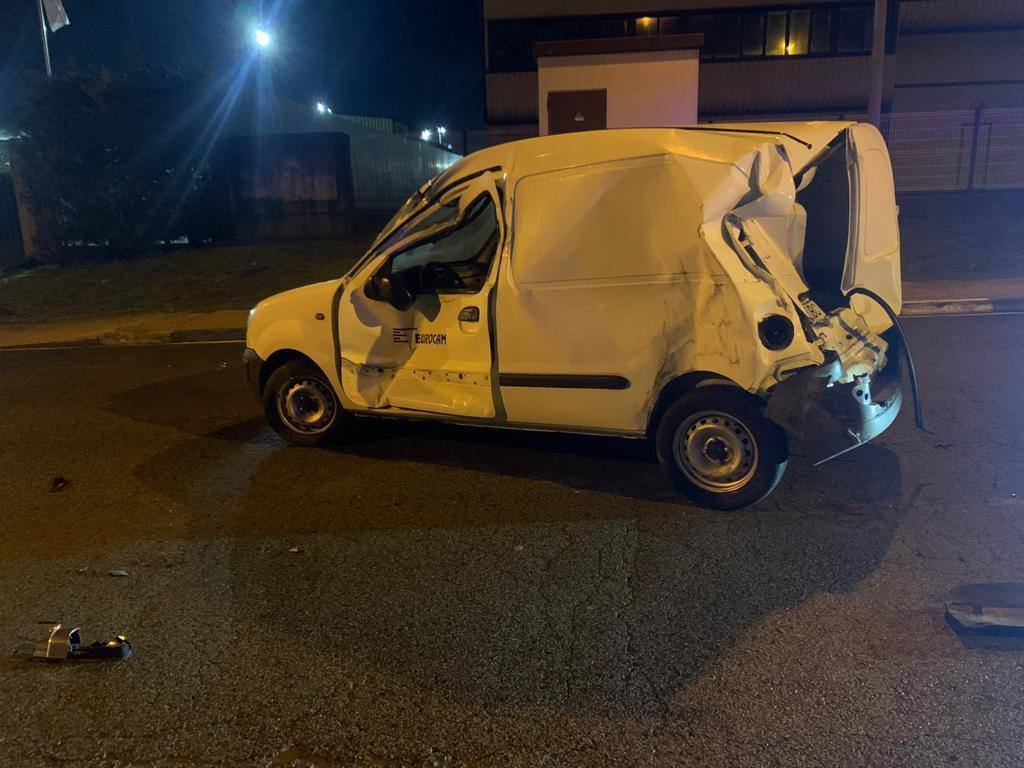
262, 358, 347, 447
654, 387, 788, 510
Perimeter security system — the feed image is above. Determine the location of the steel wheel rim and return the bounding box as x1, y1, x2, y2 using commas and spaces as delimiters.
673, 410, 758, 493
278, 377, 337, 435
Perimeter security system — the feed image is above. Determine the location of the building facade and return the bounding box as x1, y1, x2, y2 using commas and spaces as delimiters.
483, 0, 1024, 128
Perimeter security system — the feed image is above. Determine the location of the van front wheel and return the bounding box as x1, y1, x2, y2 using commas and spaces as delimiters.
263, 359, 346, 447
655, 388, 787, 510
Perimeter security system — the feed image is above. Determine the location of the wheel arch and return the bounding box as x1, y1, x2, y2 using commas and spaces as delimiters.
260, 349, 326, 395
646, 370, 754, 437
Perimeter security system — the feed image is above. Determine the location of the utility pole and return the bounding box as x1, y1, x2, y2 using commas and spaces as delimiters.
36, 0, 52, 78
867, 0, 889, 127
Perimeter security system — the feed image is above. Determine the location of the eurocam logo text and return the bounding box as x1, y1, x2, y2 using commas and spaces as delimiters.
392, 328, 447, 346
415, 332, 447, 346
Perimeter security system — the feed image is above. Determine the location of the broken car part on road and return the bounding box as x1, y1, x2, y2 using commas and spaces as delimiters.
947, 584, 1024, 632
15, 623, 133, 662
244, 122, 909, 509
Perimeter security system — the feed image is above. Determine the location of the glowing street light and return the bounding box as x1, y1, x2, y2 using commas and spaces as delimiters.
315, 101, 330, 115
420, 129, 432, 141
253, 28, 272, 48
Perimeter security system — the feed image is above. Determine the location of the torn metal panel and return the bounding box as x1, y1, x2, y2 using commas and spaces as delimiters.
947, 584, 1024, 631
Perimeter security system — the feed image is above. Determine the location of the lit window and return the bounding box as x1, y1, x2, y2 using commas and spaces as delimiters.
788, 10, 810, 55
766, 11, 787, 56
635, 16, 657, 36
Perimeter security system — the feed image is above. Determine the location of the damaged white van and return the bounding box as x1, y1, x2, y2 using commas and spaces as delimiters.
244, 122, 914, 509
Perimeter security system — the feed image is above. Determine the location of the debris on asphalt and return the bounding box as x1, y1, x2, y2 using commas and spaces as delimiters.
15, 623, 134, 662
287, 546, 303, 554
50, 476, 70, 493
109, 569, 129, 577
946, 583, 1024, 631
934, 443, 952, 449
514, 544, 524, 553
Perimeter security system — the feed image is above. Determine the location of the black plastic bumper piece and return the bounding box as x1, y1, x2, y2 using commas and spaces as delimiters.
765, 349, 903, 465
243, 347, 264, 400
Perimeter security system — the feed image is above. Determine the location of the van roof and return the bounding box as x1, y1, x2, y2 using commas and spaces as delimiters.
437, 121, 855, 189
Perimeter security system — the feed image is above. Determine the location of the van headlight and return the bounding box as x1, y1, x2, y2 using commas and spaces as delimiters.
758, 315, 794, 351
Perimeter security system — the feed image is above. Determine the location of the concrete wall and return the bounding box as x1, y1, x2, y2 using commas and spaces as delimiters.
537, 50, 699, 133
893, 29, 1024, 112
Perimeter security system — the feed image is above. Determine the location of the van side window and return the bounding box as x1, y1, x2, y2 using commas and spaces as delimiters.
390, 194, 500, 294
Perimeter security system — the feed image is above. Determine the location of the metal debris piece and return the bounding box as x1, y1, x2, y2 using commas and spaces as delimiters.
946, 583, 1024, 631
287, 546, 303, 554
109, 569, 129, 577
50, 476, 70, 493
16, 623, 133, 662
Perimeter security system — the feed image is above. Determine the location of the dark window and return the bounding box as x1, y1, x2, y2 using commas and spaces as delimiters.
742, 14, 765, 56
788, 10, 810, 55
766, 11, 787, 56
390, 195, 500, 295
687, 14, 714, 58
838, 6, 872, 52
687, 14, 714, 40
571, 17, 627, 39
811, 9, 832, 53
659, 15, 684, 35
488, 20, 538, 71
713, 14, 742, 58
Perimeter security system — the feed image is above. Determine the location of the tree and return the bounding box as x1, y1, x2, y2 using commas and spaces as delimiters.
14, 68, 227, 260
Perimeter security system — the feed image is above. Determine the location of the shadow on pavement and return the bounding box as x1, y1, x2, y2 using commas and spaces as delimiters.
110, 366, 910, 716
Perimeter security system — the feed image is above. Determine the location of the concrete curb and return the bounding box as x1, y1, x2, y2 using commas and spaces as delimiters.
0, 327, 245, 350
901, 297, 1024, 317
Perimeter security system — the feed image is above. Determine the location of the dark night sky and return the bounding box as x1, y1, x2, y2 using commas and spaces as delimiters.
0, 0, 485, 131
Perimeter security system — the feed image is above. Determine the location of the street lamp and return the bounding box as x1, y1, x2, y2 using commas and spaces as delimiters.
420, 129, 432, 141
253, 27, 272, 48
316, 101, 330, 115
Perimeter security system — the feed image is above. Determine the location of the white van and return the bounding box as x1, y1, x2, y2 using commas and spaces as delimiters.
244, 122, 908, 509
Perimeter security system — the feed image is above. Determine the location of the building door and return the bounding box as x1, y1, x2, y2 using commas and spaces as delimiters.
548, 89, 607, 134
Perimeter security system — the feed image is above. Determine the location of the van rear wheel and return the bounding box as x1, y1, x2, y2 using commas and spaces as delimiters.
263, 359, 346, 446
655, 387, 787, 510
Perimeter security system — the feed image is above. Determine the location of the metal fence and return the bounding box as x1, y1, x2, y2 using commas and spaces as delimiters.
883, 107, 1024, 193
350, 134, 460, 211
459, 108, 1024, 194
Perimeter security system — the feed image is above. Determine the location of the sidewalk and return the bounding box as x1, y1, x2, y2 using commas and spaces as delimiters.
1, 278, 1022, 349
902, 277, 1024, 317
0, 309, 248, 349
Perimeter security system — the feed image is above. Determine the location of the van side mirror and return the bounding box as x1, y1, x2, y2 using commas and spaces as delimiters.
364, 270, 416, 312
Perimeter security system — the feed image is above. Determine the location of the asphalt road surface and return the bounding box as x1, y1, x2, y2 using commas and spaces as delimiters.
1, 315, 1022, 767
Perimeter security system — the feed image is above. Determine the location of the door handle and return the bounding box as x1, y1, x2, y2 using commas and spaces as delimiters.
458, 306, 480, 323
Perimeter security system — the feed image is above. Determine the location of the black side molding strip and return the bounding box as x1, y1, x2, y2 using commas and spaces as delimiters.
499, 373, 630, 390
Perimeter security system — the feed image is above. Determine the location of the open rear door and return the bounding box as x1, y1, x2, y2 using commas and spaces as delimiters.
842, 124, 902, 316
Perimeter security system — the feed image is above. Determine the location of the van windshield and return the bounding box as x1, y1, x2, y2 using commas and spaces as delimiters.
372, 200, 461, 256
